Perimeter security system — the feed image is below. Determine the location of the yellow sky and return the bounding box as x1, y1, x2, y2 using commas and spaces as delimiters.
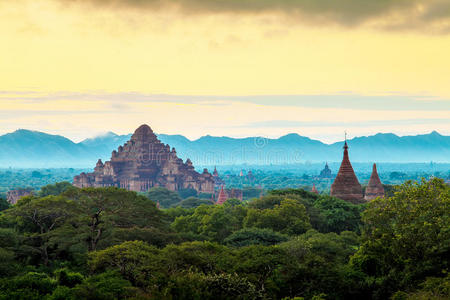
1, 0, 450, 96
0, 0, 449, 141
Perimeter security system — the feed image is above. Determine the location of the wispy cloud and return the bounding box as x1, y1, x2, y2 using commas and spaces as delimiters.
0, 90, 449, 143
245, 119, 450, 128
1, 91, 449, 111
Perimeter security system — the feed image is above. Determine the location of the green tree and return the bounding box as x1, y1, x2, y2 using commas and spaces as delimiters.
243, 187, 263, 199
391, 274, 450, 299
0, 197, 9, 211
89, 240, 235, 293
279, 230, 363, 299
312, 195, 364, 233
161, 241, 235, 275
178, 188, 198, 199
161, 272, 261, 300
0, 272, 57, 300
267, 189, 364, 233
0, 228, 19, 276
244, 199, 311, 235
3, 195, 76, 265
146, 187, 182, 208
1, 187, 172, 267
39, 182, 75, 197
248, 195, 284, 210
89, 241, 162, 289
165, 206, 195, 222
177, 197, 214, 209
351, 178, 450, 299
72, 271, 136, 300
233, 245, 288, 297
224, 227, 288, 247
172, 203, 247, 242
54, 268, 84, 288
62, 187, 172, 252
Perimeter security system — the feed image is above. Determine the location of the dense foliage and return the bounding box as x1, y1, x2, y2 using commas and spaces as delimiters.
0, 178, 448, 299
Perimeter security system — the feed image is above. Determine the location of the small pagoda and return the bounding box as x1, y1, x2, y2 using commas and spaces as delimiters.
311, 184, 319, 194
216, 185, 228, 205
364, 163, 385, 201
330, 139, 363, 203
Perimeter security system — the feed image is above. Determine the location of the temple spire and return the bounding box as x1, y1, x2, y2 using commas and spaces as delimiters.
364, 163, 385, 201
344, 131, 348, 150
216, 185, 228, 205
131, 124, 157, 142
330, 138, 363, 203
311, 184, 319, 194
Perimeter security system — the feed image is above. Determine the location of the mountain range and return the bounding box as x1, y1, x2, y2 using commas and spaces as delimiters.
0, 129, 449, 168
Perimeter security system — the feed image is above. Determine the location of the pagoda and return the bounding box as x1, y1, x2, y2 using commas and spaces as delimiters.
213, 166, 219, 177
319, 163, 332, 178
364, 163, 385, 201
330, 139, 363, 203
311, 184, 319, 194
212, 166, 224, 188
216, 185, 228, 205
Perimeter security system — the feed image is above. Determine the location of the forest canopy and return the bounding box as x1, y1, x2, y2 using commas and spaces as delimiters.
0, 178, 448, 299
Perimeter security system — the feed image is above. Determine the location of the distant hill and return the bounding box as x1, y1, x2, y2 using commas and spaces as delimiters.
0, 130, 91, 167
0, 129, 449, 168
328, 131, 450, 162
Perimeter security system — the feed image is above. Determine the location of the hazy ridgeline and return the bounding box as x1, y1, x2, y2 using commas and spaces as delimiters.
1, 129, 449, 168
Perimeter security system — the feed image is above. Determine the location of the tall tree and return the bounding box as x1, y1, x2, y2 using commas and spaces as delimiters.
4, 195, 76, 265
62, 187, 172, 251
244, 199, 311, 235
351, 178, 450, 298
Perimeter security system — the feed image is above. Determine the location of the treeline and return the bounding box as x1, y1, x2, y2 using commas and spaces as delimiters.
0, 179, 448, 299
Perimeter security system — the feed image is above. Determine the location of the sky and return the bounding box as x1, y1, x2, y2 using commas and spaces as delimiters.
1, 0, 450, 143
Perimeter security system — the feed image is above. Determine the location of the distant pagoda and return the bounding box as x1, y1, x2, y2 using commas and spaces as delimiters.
214, 185, 243, 204
212, 166, 225, 188
364, 163, 385, 201
330, 139, 363, 203
319, 163, 332, 178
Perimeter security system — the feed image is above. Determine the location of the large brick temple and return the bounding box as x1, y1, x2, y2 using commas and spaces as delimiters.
73, 124, 215, 193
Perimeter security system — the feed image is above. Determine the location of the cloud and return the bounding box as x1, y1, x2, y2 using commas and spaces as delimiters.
59, 0, 450, 32
0, 90, 448, 143
2, 91, 449, 111
244, 119, 450, 128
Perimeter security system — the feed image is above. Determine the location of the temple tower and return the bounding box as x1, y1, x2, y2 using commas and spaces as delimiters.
216, 185, 228, 205
364, 163, 385, 201
330, 140, 363, 203
311, 184, 319, 194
